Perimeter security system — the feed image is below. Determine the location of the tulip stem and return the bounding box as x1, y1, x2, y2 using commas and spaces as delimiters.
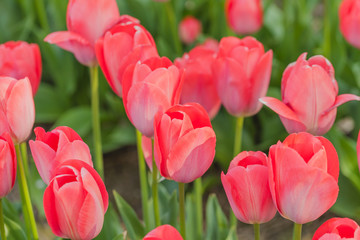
253, 223, 260, 240
89, 66, 104, 179
179, 182, 186, 240
165, 1, 182, 56
292, 223, 302, 240
136, 130, 150, 231
151, 139, 161, 227
20, 142, 29, 178
323, 0, 331, 58
0, 199, 6, 240
194, 178, 203, 239
15, 144, 39, 240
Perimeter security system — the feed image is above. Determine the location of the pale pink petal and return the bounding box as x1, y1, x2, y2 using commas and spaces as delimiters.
326, 93, 360, 113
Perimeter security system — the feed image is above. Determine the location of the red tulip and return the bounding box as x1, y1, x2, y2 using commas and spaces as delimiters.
175, 44, 221, 119
339, 0, 360, 49
313, 218, 360, 240
95, 15, 159, 97
0, 133, 16, 198
225, 0, 263, 34
268, 132, 339, 224
44, 0, 120, 66
154, 103, 216, 183
44, 160, 108, 240
0, 41, 42, 95
143, 225, 183, 240
260, 53, 360, 135
122, 57, 182, 137
29, 126, 92, 185
212, 36, 273, 117
0, 77, 35, 144
221, 151, 276, 224
179, 16, 202, 44
141, 135, 153, 170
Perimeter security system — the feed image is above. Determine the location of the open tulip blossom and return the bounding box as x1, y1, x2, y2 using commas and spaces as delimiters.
312, 218, 360, 240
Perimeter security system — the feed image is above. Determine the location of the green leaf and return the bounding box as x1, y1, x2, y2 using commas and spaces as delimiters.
113, 191, 145, 240
185, 193, 197, 240
4, 216, 27, 240
158, 185, 178, 227
205, 194, 229, 240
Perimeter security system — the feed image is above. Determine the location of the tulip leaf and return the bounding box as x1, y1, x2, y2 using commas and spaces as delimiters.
4, 216, 27, 240
158, 185, 178, 227
205, 194, 229, 240
185, 193, 197, 240
113, 190, 145, 240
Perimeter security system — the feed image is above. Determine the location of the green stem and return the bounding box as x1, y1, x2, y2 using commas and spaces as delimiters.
90, 66, 104, 179
136, 130, 150, 231
179, 182, 186, 240
164, 1, 182, 56
15, 144, 39, 240
34, 0, 49, 31
293, 223, 302, 240
194, 178, 202, 239
151, 139, 160, 227
253, 224, 260, 240
323, 0, 331, 58
0, 199, 6, 240
20, 142, 29, 178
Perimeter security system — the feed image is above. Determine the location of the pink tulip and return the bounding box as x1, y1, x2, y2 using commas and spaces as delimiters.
260, 53, 360, 135
268, 132, 339, 224
221, 151, 276, 224
122, 57, 182, 137
212, 36, 273, 117
29, 126, 92, 185
0, 41, 42, 95
225, 0, 263, 34
313, 218, 360, 240
44, 0, 120, 66
175, 44, 221, 119
95, 15, 159, 97
0, 77, 35, 144
179, 16, 202, 44
154, 103, 216, 183
339, 0, 360, 49
44, 160, 108, 240
143, 225, 183, 240
0, 133, 16, 198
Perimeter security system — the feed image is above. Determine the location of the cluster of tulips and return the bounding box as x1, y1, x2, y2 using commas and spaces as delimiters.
1, 0, 360, 239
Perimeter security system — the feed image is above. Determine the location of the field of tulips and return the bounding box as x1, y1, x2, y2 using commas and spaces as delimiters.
1, 0, 360, 239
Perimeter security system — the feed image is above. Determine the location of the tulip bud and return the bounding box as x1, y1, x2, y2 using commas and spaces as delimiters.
143, 225, 183, 240
0, 41, 42, 95
29, 126, 92, 185
339, 0, 360, 49
0, 133, 16, 198
179, 16, 202, 44
44, 160, 108, 240
313, 218, 360, 240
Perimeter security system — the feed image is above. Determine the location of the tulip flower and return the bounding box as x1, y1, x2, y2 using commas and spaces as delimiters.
95, 15, 159, 97
44, 160, 108, 240
0, 41, 42, 95
175, 44, 220, 119
122, 56, 182, 137
178, 16, 202, 44
141, 135, 153, 170
154, 103, 216, 183
0, 77, 35, 144
339, 0, 360, 49
29, 126, 92, 185
260, 53, 360, 136
225, 0, 263, 34
44, 0, 120, 66
0, 133, 16, 198
268, 132, 339, 224
212, 36, 273, 117
143, 225, 183, 240
221, 151, 277, 224
313, 218, 360, 240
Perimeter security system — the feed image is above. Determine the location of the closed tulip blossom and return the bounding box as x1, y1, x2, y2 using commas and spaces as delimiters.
212, 36, 273, 117
29, 126, 92, 185
0, 41, 42, 95
143, 225, 183, 240
141, 135, 153, 170
0, 77, 35, 144
175, 44, 221, 119
268, 132, 339, 224
179, 16, 202, 44
0, 133, 16, 198
225, 0, 263, 34
44, 160, 108, 240
44, 0, 120, 66
154, 103, 216, 183
95, 15, 159, 97
221, 151, 276, 224
339, 0, 360, 49
313, 218, 360, 240
122, 57, 182, 137
260, 53, 360, 136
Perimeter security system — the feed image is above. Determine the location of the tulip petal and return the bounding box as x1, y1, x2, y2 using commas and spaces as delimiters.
29, 140, 56, 184
43, 185, 63, 237
316, 136, 339, 181
318, 233, 341, 240
144, 224, 183, 240
54, 140, 93, 170
326, 93, 360, 113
